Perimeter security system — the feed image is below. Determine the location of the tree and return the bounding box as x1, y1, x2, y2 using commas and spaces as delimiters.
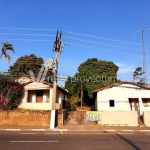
65, 58, 119, 107
0, 74, 24, 109
8, 54, 53, 79
133, 67, 145, 84
0, 42, 15, 63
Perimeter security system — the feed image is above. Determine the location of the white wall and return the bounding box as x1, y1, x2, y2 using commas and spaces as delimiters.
99, 111, 138, 126
19, 81, 67, 110
96, 84, 150, 115
143, 111, 150, 127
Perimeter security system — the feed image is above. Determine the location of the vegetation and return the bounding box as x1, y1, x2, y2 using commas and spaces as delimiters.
133, 67, 145, 85
0, 42, 15, 63
8, 54, 53, 79
0, 74, 24, 110
65, 58, 119, 108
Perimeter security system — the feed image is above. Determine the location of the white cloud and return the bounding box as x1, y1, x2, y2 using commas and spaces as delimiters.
116, 63, 135, 74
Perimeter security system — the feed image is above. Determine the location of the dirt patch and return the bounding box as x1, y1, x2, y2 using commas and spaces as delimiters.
75, 106, 91, 111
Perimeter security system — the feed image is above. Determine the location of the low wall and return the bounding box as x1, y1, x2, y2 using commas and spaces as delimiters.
99, 111, 138, 126
18, 103, 51, 110
143, 111, 150, 127
0, 110, 51, 126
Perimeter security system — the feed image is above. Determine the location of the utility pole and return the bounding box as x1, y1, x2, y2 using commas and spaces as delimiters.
81, 84, 83, 107
50, 30, 62, 129
135, 28, 150, 85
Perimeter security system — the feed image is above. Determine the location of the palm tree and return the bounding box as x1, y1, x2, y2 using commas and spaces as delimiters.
0, 42, 15, 63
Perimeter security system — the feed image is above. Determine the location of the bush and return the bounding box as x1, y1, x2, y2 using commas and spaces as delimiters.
0, 97, 8, 110
0, 75, 24, 110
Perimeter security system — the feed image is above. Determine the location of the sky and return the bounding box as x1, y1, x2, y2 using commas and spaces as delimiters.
0, 0, 150, 85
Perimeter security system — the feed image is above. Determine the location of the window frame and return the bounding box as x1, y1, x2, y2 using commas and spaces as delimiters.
109, 100, 115, 107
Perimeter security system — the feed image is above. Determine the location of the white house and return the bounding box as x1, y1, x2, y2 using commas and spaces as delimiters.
17, 77, 68, 110
93, 82, 150, 115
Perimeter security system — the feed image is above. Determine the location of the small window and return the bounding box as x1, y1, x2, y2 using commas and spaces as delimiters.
142, 99, 148, 107
109, 100, 115, 107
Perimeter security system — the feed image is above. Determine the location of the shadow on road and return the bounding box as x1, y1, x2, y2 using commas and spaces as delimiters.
116, 134, 141, 150
103, 131, 141, 150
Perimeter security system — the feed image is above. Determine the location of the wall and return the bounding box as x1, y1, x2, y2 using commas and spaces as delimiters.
143, 111, 150, 127
99, 111, 138, 126
96, 84, 150, 115
19, 81, 67, 110
19, 103, 52, 110
19, 81, 52, 110
0, 110, 50, 126
0, 110, 138, 127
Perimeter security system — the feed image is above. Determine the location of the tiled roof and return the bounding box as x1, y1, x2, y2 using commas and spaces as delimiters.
18, 77, 68, 94
93, 81, 150, 93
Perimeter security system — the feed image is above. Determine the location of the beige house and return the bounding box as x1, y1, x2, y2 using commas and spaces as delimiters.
94, 82, 150, 115
17, 77, 68, 110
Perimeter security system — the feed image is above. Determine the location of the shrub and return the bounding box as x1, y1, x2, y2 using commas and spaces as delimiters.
0, 75, 24, 109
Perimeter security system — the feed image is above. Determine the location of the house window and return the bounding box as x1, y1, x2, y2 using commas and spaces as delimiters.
109, 100, 115, 107
142, 98, 148, 107
27, 90, 35, 103
27, 90, 49, 103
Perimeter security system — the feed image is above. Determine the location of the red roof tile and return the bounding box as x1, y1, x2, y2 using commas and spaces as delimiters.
93, 81, 150, 93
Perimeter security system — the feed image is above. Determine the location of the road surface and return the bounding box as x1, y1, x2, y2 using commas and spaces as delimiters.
0, 130, 150, 150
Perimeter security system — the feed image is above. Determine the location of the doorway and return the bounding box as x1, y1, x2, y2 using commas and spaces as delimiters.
129, 98, 139, 114
36, 90, 43, 102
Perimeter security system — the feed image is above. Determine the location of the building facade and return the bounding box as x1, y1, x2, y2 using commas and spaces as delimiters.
17, 77, 68, 110
94, 82, 150, 115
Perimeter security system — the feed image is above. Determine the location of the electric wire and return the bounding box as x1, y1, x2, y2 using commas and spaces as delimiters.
0, 26, 145, 46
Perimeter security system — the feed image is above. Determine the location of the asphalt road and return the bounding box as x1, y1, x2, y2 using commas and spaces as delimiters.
0, 131, 150, 150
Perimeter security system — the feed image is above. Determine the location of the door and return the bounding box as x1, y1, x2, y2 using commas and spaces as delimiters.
36, 90, 43, 102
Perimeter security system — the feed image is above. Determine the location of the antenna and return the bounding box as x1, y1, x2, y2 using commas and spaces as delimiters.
135, 27, 150, 85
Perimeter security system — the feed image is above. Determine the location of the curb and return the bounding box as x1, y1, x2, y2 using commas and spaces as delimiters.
0, 128, 52, 132
0, 128, 150, 133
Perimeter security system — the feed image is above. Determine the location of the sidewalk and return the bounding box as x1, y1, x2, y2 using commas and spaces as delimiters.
55, 124, 150, 132
1, 124, 150, 132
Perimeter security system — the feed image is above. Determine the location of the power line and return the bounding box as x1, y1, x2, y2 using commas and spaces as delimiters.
0, 38, 54, 42
0, 32, 55, 37
64, 42, 144, 56
0, 38, 143, 56
0, 26, 145, 46
63, 36, 141, 51
0, 32, 141, 50
63, 30, 144, 46
0, 56, 83, 63
0, 27, 56, 31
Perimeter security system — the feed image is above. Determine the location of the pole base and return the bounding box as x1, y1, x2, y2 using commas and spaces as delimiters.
50, 110, 56, 129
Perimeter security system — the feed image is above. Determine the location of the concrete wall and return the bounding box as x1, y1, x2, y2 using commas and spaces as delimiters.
99, 111, 138, 126
0, 110, 50, 126
143, 111, 150, 127
96, 84, 150, 115
0, 110, 63, 126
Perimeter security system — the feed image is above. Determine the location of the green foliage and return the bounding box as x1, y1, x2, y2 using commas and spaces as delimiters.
70, 96, 79, 109
65, 58, 119, 107
0, 74, 24, 110
133, 67, 145, 85
8, 54, 53, 78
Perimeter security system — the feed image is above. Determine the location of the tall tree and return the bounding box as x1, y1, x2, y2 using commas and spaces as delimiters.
65, 58, 119, 107
133, 67, 145, 84
8, 54, 53, 79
